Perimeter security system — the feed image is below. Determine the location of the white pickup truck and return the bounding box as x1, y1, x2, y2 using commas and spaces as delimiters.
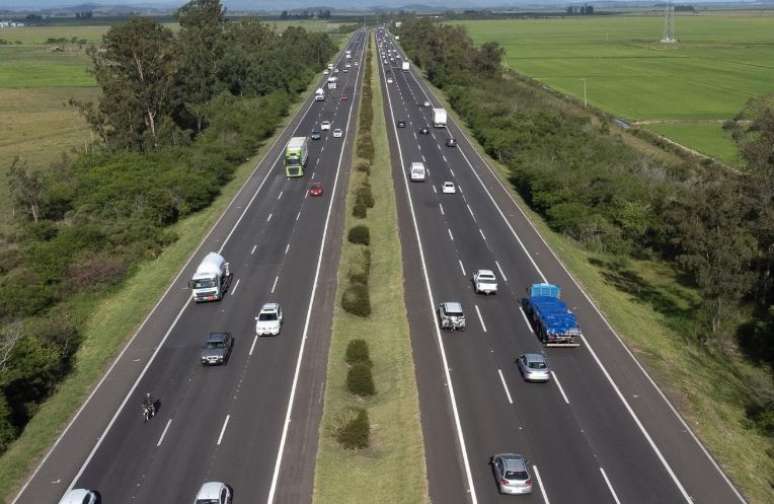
472, 269, 498, 295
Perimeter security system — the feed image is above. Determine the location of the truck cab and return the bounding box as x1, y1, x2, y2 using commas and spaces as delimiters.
190, 252, 230, 302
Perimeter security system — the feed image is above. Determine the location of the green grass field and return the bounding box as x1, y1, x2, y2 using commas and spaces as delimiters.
458, 12, 774, 164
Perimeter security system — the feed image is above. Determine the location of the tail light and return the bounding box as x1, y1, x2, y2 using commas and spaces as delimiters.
500, 479, 509, 485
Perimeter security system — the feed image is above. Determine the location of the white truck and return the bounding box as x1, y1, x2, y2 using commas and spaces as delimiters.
314, 87, 325, 102
401, 61, 410, 72
472, 269, 498, 295
189, 252, 231, 302
432, 108, 447, 128
327, 76, 337, 90
410, 162, 426, 182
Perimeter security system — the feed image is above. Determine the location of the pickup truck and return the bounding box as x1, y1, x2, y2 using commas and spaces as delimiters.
438, 302, 466, 331
472, 269, 498, 295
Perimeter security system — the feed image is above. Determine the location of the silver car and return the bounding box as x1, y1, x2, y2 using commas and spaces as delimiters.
516, 353, 550, 382
491, 453, 533, 495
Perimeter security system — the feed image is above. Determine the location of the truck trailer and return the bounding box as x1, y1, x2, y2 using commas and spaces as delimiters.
189, 252, 231, 302
432, 108, 447, 128
314, 87, 325, 102
284, 136, 309, 177
401, 61, 410, 71
522, 283, 581, 347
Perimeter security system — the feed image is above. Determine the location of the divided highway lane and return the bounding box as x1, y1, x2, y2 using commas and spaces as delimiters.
15, 30, 366, 504
377, 30, 744, 504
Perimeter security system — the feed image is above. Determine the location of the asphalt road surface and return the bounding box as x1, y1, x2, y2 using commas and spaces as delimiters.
14, 30, 366, 504
375, 28, 746, 504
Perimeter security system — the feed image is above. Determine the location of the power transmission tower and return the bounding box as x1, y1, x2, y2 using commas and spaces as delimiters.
661, 2, 677, 43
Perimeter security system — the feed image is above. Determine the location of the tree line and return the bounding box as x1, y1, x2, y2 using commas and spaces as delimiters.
0, 0, 336, 453
397, 17, 773, 434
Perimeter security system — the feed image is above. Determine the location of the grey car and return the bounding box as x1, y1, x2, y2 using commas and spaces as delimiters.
438, 302, 466, 331
200, 332, 233, 366
491, 453, 533, 495
516, 353, 550, 382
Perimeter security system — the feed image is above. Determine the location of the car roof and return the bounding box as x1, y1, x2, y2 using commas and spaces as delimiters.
207, 332, 229, 341
496, 453, 528, 471
443, 181, 454, 186
477, 269, 495, 277
196, 481, 225, 499
260, 303, 279, 312
443, 302, 463, 312
59, 489, 92, 504
523, 353, 546, 363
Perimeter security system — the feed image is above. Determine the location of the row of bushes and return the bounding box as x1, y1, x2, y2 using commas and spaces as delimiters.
336, 34, 377, 451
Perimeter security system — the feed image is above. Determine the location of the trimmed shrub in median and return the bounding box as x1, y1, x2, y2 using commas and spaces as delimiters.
355, 160, 370, 174
336, 408, 370, 449
342, 283, 371, 317
345, 339, 372, 367
348, 248, 371, 286
352, 202, 367, 219
348, 225, 370, 246
355, 183, 375, 209
357, 134, 374, 161
347, 362, 376, 396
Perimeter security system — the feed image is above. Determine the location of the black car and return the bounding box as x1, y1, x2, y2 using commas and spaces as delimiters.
311, 130, 321, 140
201, 332, 233, 366
397, 120, 406, 128
446, 137, 457, 147
419, 127, 430, 135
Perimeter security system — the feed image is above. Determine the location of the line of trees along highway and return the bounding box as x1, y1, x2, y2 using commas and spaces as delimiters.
396, 17, 773, 437
0, 0, 336, 453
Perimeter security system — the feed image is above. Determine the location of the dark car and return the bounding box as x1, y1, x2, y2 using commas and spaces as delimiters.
309, 182, 324, 197
397, 120, 406, 128
419, 127, 430, 135
446, 137, 457, 147
310, 130, 321, 140
200, 332, 233, 366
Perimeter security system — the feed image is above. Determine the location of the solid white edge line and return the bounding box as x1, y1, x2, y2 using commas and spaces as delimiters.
249, 335, 258, 356
216, 414, 230, 446
550, 371, 570, 405
156, 418, 172, 448
50, 35, 354, 502
532, 465, 551, 504
458, 259, 466, 276
497, 369, 513, 404
518, 306, 534, 333
495, 260, 507, 282
600, 467, 622, 504
266, 30, 365, 504
405, 59, 711, 504
230, 278, 240, 296
380, 39, 479, 504
475, 304, 487, 333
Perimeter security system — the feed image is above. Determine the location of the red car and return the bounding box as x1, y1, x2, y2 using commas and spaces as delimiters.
340, 95, 348, 102
309, 182, 324, 197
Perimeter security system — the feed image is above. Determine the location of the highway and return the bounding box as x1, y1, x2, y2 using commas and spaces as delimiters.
375, 28, 746, 504
14, 30, 366, 504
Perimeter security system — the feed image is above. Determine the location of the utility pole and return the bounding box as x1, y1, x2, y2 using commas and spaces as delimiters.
661, 2, 677, 43
581, 78, 588, 108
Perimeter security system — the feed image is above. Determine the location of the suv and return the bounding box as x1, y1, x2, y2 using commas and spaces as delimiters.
255, 303, 283, 336
200, 332, 233, 366
194, 481, 232, 504
472, 269, 498, 295
58, 489, 100, 504
320, 120, 331, 131
491, 454, 532, 495
437, 302, 466, 331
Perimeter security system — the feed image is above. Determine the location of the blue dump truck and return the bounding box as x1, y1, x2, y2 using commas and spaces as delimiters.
522, 283, 581, 347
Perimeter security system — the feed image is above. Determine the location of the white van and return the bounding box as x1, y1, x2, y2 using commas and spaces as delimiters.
410, 162, 426, 182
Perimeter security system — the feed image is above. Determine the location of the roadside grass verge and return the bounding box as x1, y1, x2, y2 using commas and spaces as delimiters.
313, 32, 428, 504
0, 73, 322, 502
422, 76, 774, 503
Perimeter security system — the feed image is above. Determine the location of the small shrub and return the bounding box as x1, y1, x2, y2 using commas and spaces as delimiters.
355, 183, 375, 208
347, 362, 376, 396
336, 408, 370, 449
352, 202, 367, 219
348, 247, 371, 285
345, 339, 372, 366
356, 160, 370, 173
342, 283, 371, 317
348, 225, 370, 245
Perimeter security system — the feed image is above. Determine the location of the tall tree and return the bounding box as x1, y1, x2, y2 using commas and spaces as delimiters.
176, 0, 226, 132
88, 18, 178, 151
7, 158, 42, 223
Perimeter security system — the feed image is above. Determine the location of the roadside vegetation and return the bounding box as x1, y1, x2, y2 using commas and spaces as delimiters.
398, 16, 774, 502
0, 0, 337, 495
314, 31, 428, 503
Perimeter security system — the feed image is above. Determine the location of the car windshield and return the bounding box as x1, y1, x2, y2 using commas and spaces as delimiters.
192, 278, 216, 289
504, 470, 528, 480
196, 500, 220, 504
259, 313, 277, 321
206, 340, 225, 349
445, 307, 462, 315
479, 274, 495, 281
528, 361, 547, 369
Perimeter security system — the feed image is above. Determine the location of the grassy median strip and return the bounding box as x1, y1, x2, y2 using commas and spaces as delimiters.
422, 77, 773, 503
0, 72, 325, 501
313, 32, 428, 503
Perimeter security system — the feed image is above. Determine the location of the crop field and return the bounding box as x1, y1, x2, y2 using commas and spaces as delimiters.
458, 12, 774, 165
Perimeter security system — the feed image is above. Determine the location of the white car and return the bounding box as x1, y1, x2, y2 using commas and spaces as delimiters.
423, 100, 431, 107
323, 69, 330, 75
345, 63, 352, 68
387, 77, 393, 84
354, 61, 359, 66
333, 128, 344, 138
334, 68, 340, 73
59, 489, 99, 504
194, 481, 232, 504
472, 269, 498, 295
255, 303, 283, 336
320, 120, 331, 131
441, 181, 456, 194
